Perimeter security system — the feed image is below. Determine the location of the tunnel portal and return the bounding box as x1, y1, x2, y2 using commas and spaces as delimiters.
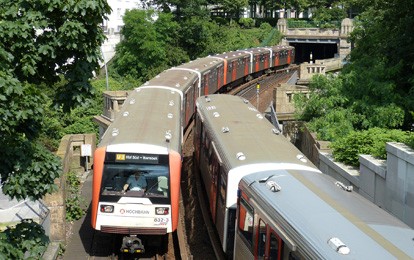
290, 42, 338, 64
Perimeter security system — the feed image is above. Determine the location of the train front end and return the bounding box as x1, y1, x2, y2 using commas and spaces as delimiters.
92, 143, 181, 253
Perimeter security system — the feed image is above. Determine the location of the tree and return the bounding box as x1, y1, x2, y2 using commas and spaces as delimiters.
346, 0, 414, 128
113, 10, 189, 82
295, 0, 414, 144
0, 220, 49, 259
0, 0, 111, 200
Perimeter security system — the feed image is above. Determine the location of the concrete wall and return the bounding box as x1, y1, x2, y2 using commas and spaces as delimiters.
385, 142, 414, 227
43, 134, 96, 242
318, 142, 414, 228
278, 18, 354, 60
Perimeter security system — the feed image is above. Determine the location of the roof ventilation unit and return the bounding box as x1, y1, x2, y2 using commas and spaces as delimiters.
266, 181, 281, 192
328, 237, 350, 255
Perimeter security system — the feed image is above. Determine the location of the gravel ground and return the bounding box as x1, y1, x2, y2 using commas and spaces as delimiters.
181, 132, 216, 260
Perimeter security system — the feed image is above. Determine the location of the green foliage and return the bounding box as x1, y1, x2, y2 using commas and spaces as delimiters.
312, 7, 346, 26
113, 10, 188, 82
113, 10, 280, 79
1, 141, 62, 201
0, 73, 45, 140
307, 108, 357, 141
0, 0, 111, 111
347, 0, 414, 128
0, 219, 49, 259
294, 74, 348, 122
239, 18, 255, 28
330, 128, 414, 167
65, 171, 85, 222
295, 71, 407, 143
287, 18, 341, 29
0, 0, 110, 201
220, 0, 249, 19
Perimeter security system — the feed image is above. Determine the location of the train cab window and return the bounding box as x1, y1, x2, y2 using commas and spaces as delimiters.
101, 164, 169, 198
238, 198, 254, 247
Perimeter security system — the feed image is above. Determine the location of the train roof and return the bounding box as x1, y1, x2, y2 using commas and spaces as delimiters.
213, 50, 251, 61
143, 68, 199, 93
240, 170, 414, 259
172, 56, 223, 75
99, 87, 182, 152
196, 94, 316, 171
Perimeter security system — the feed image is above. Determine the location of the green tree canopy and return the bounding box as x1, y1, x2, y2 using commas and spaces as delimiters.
294, 0, 414, 165
0, 0, 111, 200
0, 219, 49, 259
113, 10, 189, 82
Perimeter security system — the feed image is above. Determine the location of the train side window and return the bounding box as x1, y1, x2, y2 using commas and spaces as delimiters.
238, 198, 254, 248
258, 219, 266, 259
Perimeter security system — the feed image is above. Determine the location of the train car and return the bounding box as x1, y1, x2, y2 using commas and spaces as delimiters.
92, 45, 295, 254
272, 45, 295, 67
194, 94, 315, 258
237, 171, 414, 259
194, 94, 414, 260
215, 50, 251, 86
92, 70, 195, 252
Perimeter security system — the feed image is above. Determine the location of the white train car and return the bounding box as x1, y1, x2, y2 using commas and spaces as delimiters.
238, 171, 414, 259
194, 94, 414, 259
194, 94, 316, 258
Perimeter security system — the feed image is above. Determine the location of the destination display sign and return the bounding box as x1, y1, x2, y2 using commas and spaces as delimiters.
106, 152, 161, 164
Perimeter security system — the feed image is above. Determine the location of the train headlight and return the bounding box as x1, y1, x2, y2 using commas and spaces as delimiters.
155, 207, 169, 215
100, 205, 114, 213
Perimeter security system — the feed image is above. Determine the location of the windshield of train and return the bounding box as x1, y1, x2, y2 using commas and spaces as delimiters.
101, 163, 169, 198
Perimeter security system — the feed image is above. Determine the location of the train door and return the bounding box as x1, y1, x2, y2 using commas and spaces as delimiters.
184, 86, 194, 125
209, 68, 217, 93
275, 52, 280, 66
255, 55, 260, 72
264, 53, 269, 69
266, 230, 283, 260
194, 111, 202, 165
217, 65, 223, 90
287, 50, 293, 64
194, 80, 199, 108
203, 72, 209, 95
244, 57, 249, 75
257, 219, 283, 260
193, 79, 200, 100
231, 60, 237, 81
209, 141, 220, 223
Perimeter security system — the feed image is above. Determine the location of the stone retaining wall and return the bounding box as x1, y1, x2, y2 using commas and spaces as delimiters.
43, 134, 96, 242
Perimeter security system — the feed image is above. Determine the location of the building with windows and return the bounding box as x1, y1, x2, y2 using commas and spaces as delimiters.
101, 0, 144, 65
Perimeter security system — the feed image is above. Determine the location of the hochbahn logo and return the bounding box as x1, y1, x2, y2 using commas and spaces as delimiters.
120, 208, 150, 215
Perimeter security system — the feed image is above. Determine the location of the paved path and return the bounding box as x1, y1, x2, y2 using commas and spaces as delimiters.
63, 173, 94, 259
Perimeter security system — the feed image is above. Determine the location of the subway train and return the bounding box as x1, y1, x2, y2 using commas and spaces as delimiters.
194, 94, 414, 259
91, 45, 295, 253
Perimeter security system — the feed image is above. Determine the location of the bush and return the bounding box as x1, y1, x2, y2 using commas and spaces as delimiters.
239, 18, 255, 28
65, 171, 85, 221
330, 128, 414, 167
